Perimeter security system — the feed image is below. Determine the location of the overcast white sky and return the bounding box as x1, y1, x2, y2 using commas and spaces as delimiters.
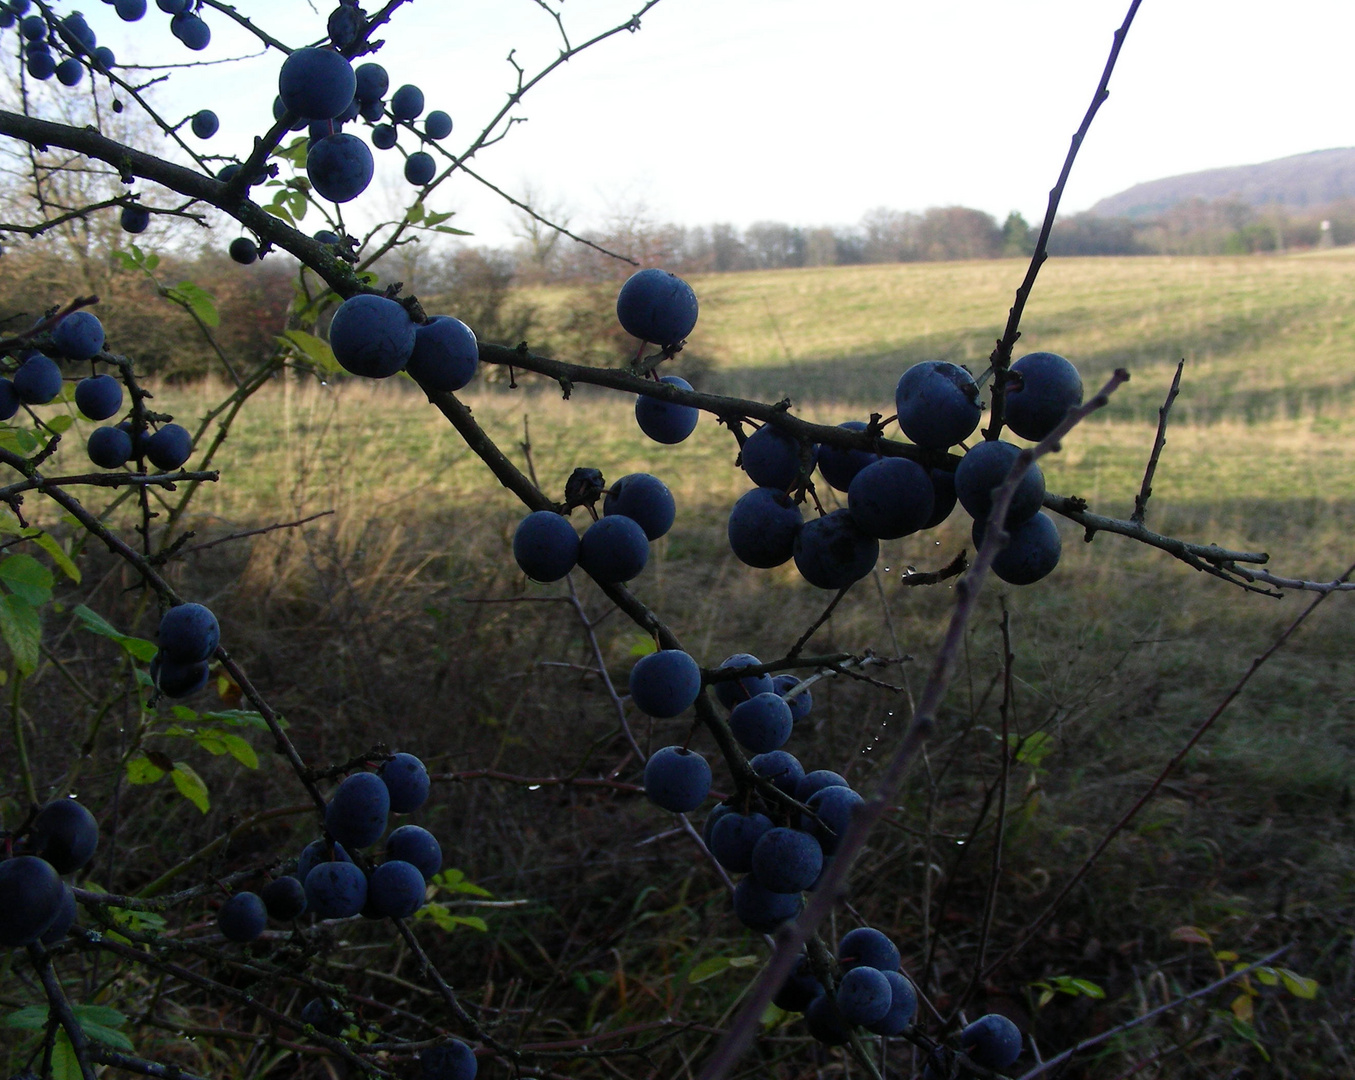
69, 0, 1355, 249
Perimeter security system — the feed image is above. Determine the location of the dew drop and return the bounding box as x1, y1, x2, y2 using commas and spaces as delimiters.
527, 784, 541, 791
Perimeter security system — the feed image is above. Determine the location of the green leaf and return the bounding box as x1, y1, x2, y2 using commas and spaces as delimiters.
73, 605, 158, 661
1277, 968, 1318, 999
108, 905, 166, 934
43, 414, 75, 435
279, 329, 340, 373
0, 554, 53, 605
73, 1005, 134, 1051
1067, 978, 1105, 998
29, 532, 80, 584
13, 428, 37, 454
273, 138, 309, 166
433, 868, 493, 897
126, 755, 167, 784
201, 709, 274, 731
166, 282, 220, 328
264, 203, 296, 225
406, 201, 425, 224
414, 904, 487, 933
3, 1005, 49, 1031
688, 956, 732, 983
1012, 731, 1055, 768
171, 762, 210, 813
629, 635, 659, 658
0, 593, 41, 674
144, 252, 160, 272
432, 225, 472, 236
194, 729, 258, 769
51, 1031, 81, 1080
424, 210, 455, 227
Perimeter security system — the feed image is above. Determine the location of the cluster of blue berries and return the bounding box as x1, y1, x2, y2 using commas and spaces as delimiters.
151, 601, 219, 698
775, 927, 918, 1045
616, 266, 1082, 589
4, 4, 115, 85
0, 310, 194, 473
216, 753, 441, 942
324, 294, 479, 389
2, 0, 212, 88
273, 32, 452, 208
512, 471, 675, 586
0, 798, 98, 949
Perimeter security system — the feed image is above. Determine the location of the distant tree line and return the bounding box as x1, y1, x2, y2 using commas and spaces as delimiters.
1049, 197, 1355, 257
514, 206, 1040, 283
512, 197, 1355, 283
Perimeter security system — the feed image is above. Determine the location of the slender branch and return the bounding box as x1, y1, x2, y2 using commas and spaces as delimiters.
1131, 359, 1184, 525
1044, 494, 1268, 570
950, 605, 1014, 1020
392, 917, 516, 1060
983, 0, 1143, 440
563, 573, 644, 762
356, 0, 667, 272
899, 549, 969, 588
786, 587, 849, 660
456, 162, 638, 266
436, 768, 643, 796
0, 469, 219, 502
11, 665, 37, 807
1216, 565, 1355, 595
175, 510, 335, 556
1016, 947, 1290, 1079
84, 1047, 211, 1080
0, 110, 362, 297
27, 945, 98, 1080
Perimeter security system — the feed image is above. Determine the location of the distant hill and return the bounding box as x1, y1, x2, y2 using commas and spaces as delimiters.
1089, 148, 1355, 219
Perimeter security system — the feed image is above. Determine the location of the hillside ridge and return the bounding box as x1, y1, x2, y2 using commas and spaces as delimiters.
1089, 147, 1355, 219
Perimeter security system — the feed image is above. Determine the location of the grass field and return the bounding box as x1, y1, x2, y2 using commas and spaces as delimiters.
12, 252, 1355, 1079
524, 249, 1355, 422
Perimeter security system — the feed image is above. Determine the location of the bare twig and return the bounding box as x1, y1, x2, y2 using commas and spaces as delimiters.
983, 0, 1143, 439
1131, 359, 1184, 524
786, 587, 849, 659
953, 605, 1014, 1018
175, 510, 335, 556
